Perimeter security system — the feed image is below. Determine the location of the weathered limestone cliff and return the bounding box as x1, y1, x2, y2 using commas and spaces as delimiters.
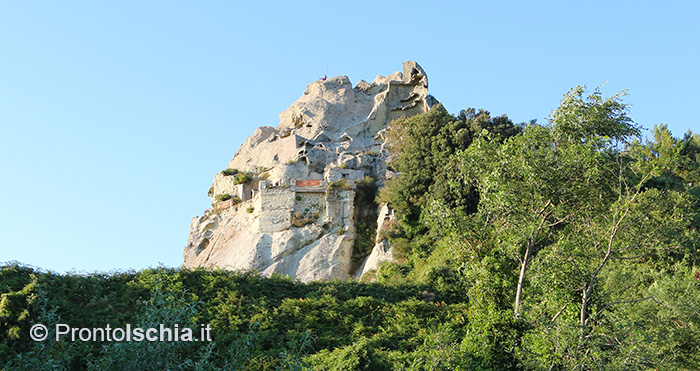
183, 61, 436, 282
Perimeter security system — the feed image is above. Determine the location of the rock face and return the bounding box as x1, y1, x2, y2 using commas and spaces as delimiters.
183, 61, 435, 282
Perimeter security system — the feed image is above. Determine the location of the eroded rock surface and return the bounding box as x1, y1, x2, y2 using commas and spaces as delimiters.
183, 61, 436, 282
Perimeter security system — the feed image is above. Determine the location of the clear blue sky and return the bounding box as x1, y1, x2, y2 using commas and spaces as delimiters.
1, 1, 698, 273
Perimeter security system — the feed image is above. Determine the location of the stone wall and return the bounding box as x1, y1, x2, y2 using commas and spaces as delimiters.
233, 183, 253, 201
211, 173, 237, 202
325, 189, 355, 227
259, 188, 295, 232
293, 192, 325, 220
211, 174, 253, 202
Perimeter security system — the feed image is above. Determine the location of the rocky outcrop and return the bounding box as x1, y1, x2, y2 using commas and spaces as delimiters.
355, 204, 397, 278
183, 61, 436, 282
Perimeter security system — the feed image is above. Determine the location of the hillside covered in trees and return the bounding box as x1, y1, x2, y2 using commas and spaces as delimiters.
2, 86, 699, 370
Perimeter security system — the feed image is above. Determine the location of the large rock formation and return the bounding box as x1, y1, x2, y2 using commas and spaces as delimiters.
183, 61, 436, 282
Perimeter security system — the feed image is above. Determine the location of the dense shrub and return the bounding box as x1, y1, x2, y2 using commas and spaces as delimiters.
1, 265, 478, 370
216, 194, 232, 202
234, 173, 253, 185
221, 168, 239, 176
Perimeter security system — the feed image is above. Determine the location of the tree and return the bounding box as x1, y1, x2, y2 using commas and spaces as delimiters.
435, 86, 700, 369
549, 85, 639, 145
524, 144, 699, 369
456, 125, 615, 317
381, 104, 520, 259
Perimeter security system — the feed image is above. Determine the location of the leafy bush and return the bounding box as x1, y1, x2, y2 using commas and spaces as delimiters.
221, 168, 239, 176
308, 337, 391, 371
234, 173, 253, 185
328, 180, 352, 190
216, 194, 232, 202
86, 287, 233, 371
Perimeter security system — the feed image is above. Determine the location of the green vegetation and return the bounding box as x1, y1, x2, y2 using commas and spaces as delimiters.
291, 211, 320, 228
291, 202, 323, 228
215, 194, 242, 206
234, 173, 253, 185
246, 206, 255, 213
220, 168, 253, 185
351, 176, 380, 273
378, 103, 522, 265
221, 168, 239, 176
328, 180, 352, 191
381, 103, 521, 220
377, 86, 700, 369
216, 193, 232, 202
3, 86, 699, 370
1, 265, 466, 370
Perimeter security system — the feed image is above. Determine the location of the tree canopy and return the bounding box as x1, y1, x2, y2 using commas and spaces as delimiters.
381, 86, 700, 369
